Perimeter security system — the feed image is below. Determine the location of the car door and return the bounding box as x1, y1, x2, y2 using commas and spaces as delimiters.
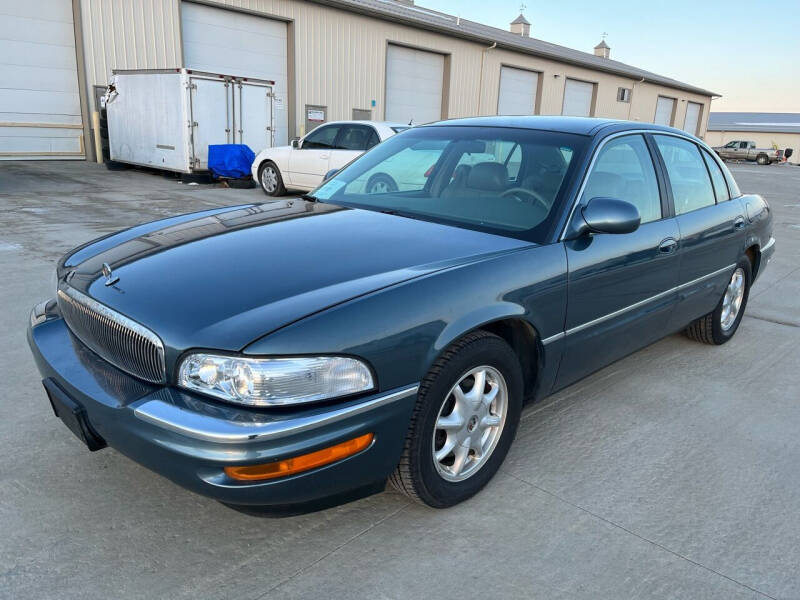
288, 124, 341, 188
651, 135, 746, 330
556, 133, 681, 388
719, 141, 737, 160
734, 140, 750, 160
329, 124, 379, 171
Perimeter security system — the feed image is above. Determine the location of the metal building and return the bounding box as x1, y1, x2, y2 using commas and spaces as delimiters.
1, 0, 717, 161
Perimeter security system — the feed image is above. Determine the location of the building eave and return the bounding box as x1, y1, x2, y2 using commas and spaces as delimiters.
308, 0, 718, 98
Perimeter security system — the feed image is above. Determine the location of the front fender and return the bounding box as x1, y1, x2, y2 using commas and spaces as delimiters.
243, 244, 567, 395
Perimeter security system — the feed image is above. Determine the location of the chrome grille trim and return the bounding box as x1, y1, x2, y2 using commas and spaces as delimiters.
57, 286, 166, 383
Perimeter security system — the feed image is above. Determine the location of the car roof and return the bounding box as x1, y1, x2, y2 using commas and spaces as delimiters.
314, 120, 406, 127
424, 116, 694, 138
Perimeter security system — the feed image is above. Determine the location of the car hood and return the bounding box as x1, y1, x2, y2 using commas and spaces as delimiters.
62, 200, 531, 353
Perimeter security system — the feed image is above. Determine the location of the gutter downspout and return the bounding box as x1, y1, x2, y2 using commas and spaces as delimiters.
477, 42, 496, 115
628, 77, 645, 120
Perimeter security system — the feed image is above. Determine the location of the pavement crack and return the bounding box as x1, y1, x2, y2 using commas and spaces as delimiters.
506, 473, 779, 600
255, 502, 410, 599
744, 314, 800, 328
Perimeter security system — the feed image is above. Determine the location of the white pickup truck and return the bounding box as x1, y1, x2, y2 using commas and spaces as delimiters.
712, 140, 784, 165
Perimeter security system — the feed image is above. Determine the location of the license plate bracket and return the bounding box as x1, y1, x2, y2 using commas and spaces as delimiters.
43, 379, 107, 451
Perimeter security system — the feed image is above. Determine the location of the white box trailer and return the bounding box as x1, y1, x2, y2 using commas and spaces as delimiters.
105, 69, 275, 173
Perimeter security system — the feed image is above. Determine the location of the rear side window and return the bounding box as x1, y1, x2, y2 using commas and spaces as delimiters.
335, 125, 373, 151
582, 134, 662, 224
701, 149, 730, 203
654, 135, 715, 215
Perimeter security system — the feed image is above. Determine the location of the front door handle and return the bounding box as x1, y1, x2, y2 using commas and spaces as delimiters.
319, 153, 329, 159
659, 238, 678, 254
734, 216, 746, 230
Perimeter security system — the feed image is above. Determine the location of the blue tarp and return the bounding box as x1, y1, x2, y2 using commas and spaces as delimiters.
208, 144, 255, 179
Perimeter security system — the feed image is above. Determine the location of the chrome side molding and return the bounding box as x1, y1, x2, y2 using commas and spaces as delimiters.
542, 263, 735, 344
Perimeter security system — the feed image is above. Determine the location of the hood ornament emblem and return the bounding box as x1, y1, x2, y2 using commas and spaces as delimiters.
102, 262, 120, 287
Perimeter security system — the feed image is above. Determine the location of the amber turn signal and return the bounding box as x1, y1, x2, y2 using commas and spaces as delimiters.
224, 433, 374, 481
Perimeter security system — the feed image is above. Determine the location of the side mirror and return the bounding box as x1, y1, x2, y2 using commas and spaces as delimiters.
291, 138, 301, 149
322, 168, 339, 182
568, 197, 641, 238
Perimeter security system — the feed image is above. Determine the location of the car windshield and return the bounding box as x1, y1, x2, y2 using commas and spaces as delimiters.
311, 125, 587, 242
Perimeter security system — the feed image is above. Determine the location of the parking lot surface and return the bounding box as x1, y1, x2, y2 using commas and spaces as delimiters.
1, 160, 798, 599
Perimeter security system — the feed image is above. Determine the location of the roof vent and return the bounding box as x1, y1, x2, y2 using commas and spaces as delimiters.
594, 37, 610, 58
510, 14, 530, 37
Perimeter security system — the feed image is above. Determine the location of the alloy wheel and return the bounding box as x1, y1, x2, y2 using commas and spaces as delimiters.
720, 267, 745, 331
369, 181, 390, 193
432, 366, 508, 482
261, 166, 278, 193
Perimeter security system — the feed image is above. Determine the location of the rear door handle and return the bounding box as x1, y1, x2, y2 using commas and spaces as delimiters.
659, 238, 678, 254
734, 216, 746, 230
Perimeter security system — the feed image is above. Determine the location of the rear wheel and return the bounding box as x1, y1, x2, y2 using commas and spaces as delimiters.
259, 161, 286, 196
756, 154, 770, 165
390, 331, 523, 507
685, 258, 751, 345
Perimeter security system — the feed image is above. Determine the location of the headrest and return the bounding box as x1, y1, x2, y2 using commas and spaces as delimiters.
467, 162, 508, 191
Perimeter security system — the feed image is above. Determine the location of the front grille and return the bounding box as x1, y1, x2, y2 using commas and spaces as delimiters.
57, 286, 166, 384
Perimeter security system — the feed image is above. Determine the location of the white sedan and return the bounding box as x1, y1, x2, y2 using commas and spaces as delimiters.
252, 120, 408, 196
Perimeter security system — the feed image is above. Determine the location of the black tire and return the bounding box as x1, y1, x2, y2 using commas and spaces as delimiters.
756, 154, 769, 165
226, 176, 256, 189
258, 161, 286, 196
104, 160, 128, 171
366, 173, 398, 194
685, 257, 752, 345
390, 331, 523, 508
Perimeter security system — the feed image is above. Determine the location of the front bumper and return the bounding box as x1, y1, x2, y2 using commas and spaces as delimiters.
27, 307, 418, 506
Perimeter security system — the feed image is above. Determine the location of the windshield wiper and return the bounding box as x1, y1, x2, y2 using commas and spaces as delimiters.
377, 208, 421, 221
301, 194, 318, 202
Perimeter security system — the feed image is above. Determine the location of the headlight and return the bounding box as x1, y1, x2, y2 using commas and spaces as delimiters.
177, 354, 375, 407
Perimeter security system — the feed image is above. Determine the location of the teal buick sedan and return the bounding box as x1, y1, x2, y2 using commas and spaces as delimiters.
28, 117, 774, 512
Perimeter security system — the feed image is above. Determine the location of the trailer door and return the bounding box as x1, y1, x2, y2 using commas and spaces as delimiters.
190, 77, 231, 170
236, 82, 273, 154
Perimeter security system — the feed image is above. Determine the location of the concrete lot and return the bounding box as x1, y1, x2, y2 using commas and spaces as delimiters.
1, 160, 798, 599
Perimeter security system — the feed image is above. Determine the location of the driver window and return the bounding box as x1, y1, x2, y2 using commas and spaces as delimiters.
581, 135, 662, 224
302, 125, 340, 149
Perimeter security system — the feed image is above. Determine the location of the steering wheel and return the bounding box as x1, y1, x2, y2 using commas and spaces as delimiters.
501, 187, 550, 212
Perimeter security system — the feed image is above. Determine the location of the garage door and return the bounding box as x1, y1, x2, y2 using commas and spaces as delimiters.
562, 79, 594, 117
181, 2, 288, 146
385, 45, 444, 125
498, 66, 538, 115
0, 1, 83, 160
654, 96, 676, 126
683, 101, 702, 135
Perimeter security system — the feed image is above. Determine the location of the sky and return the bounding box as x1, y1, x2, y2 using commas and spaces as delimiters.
417, 0, 799, 113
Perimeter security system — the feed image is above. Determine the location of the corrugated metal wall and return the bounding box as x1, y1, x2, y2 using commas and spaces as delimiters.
80, 0, 182, 86
78, 0, 712, 140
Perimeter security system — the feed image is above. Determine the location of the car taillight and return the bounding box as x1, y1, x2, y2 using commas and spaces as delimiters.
424, 164, 435, 177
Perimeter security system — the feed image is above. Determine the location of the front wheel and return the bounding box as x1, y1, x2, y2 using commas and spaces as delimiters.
390, 331, 523, 508
685, 258, 751, 345
258, 161, 286, 196
366, 173, 398, 194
